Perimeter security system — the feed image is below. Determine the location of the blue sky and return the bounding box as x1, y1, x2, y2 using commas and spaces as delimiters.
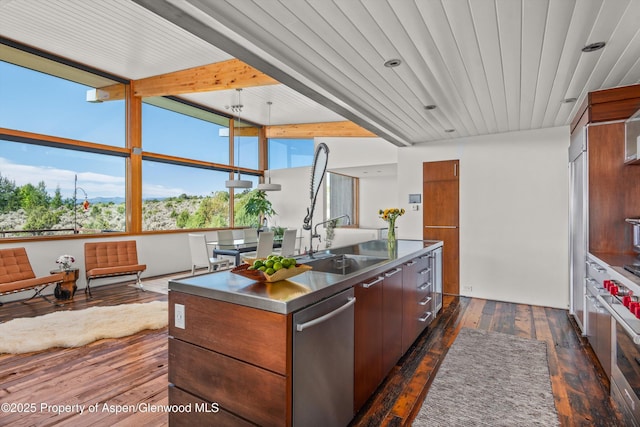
0, 60, 312, 200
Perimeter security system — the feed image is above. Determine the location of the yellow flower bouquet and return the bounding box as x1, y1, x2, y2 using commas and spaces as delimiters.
378, 208, 405, 244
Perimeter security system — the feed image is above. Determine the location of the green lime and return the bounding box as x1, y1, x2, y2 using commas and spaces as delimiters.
265, 259, 275, 268
253, 260, 264, 268
273, 262, 283, 271
281, 259, 291, 268
265, 267, 275, 275
287, 258, 297, 267
258, 266, 266, 271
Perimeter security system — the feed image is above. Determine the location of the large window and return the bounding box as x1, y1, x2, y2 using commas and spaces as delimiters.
141, 161, 231, 230
0, 140, 126, 237
268, 138, 314, 169
0, 54, 128, 238
325, 172, 357, 225
0, 42, 271, 239
142, 99, 262, 231
0, 61, 126, 147
234, 121, 259, 170
142, 98, 229, 164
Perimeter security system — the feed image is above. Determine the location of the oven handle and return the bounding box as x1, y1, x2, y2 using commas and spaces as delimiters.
596, 294, 640, 344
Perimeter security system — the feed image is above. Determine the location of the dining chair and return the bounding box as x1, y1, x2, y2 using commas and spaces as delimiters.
187, 234, 231, 275
274, 229, 298, 257
216, 229, 236, 249
242, 228, 259, 246
244, 231, 274, 260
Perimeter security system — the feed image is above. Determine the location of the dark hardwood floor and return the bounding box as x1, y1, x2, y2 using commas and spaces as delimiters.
0, 276, 627, 426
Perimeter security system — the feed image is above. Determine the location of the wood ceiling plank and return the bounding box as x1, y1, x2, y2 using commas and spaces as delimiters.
417, 0, 488, 136
495, 0, 522, 132
266, 121, 376, 138
529, 0, 576, 129
588, 0, 640, 90
519, 0, 548, 130
539, 0, 602, 127
469, 0, 509, 134
132, 59, 279, 98
550, 0, 631, 127
443, 0, 498, 134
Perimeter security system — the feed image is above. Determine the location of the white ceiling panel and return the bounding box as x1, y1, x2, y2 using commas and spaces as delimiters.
2, 0, 640, 146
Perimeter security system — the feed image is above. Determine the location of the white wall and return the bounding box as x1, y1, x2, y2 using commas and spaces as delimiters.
0, 231, 221, 303
397, 126, 570, 308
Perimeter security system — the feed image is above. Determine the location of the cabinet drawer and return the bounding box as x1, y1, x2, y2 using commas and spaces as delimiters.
169, 291, 290, 375
169, 338, 288, 427
168, 385, 256, 427
417, 309, 434, 327
416, 281, 432, 300
586, 257, 609, 285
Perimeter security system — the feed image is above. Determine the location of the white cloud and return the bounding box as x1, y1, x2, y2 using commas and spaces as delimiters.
0, 157, 126, 198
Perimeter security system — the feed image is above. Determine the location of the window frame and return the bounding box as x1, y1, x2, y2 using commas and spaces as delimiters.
0, 40, 266, 242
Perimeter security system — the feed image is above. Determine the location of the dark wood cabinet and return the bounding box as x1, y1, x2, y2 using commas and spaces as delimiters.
169, 245, 442, 424
381, 266, 403, 375
402, 254, 434, 354
354, 274, 384, 411
168, 291, 292, 427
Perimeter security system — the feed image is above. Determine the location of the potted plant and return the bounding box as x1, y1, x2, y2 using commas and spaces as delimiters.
243, 189, 276, 230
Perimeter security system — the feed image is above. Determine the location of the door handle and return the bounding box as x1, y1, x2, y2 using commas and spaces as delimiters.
296, 297, 356, 332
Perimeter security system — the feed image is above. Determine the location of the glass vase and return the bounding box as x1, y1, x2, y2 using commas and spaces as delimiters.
387, 219, 396, 256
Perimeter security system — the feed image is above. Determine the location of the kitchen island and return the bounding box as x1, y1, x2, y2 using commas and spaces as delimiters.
167, 239, 443, 426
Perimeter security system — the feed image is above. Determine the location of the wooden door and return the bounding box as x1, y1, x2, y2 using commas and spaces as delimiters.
423, 160, 459, 295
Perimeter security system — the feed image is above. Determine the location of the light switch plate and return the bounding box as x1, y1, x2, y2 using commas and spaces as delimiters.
174, 303, 185, 329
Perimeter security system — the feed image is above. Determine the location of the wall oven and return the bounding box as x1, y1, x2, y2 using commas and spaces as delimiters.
597, 291, 640, 426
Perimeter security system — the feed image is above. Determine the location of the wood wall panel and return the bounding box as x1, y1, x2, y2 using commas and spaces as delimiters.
423, 227, 459, 295
588, 123, 640, 254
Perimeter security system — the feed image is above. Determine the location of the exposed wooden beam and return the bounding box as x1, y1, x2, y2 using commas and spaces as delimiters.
266, 121, 377, 138
132, 59, 279, 98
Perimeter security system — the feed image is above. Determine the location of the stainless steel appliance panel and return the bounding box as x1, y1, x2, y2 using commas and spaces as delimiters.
597, 293, 640, 425
293, 288, 355, 427
569, 126, 588, 333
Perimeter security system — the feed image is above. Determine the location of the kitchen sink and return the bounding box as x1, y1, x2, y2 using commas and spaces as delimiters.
299, 253, 388, 275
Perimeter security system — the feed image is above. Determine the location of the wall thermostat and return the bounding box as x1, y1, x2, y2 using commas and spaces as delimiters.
409, 194, 421, 204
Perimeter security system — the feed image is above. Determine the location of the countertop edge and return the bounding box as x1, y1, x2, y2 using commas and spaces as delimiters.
169, 239, 443, 314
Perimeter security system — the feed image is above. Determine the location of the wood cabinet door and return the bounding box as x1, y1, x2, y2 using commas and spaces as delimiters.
381, 266, 403, 375
354, 275, 384, 412
401, 259, 420, 354
423, 160, 460, 295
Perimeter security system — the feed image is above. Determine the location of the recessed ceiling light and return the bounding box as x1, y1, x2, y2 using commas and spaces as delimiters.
582, 41, 606, 52
444, 129, 455, 133
562, 97, 577, 104
425, 105, 437, 110
384, 58, 402, 68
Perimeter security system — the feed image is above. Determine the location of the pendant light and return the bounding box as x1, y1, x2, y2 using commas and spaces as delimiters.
257, 101, 282, 191
225, 88, 253, 189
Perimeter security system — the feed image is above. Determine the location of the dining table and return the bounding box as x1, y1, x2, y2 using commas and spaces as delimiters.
207, 239, 282, 267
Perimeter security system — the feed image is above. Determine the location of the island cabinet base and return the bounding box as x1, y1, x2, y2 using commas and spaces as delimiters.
168, 385, 255, 427
168, 291, 292, 426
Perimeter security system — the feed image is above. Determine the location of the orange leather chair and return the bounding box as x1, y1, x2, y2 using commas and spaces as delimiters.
84, 240, 147, 298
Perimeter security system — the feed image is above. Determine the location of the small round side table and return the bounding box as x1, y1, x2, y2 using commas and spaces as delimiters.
50, 268, 79, 301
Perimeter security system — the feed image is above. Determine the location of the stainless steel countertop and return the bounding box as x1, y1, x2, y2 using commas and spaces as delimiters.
169, 239, 443, 314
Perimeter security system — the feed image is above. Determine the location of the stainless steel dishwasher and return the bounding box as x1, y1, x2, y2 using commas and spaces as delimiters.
293, 287, 355, 427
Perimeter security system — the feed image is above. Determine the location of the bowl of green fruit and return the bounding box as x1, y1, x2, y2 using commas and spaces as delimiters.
231, 254, 312, 282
